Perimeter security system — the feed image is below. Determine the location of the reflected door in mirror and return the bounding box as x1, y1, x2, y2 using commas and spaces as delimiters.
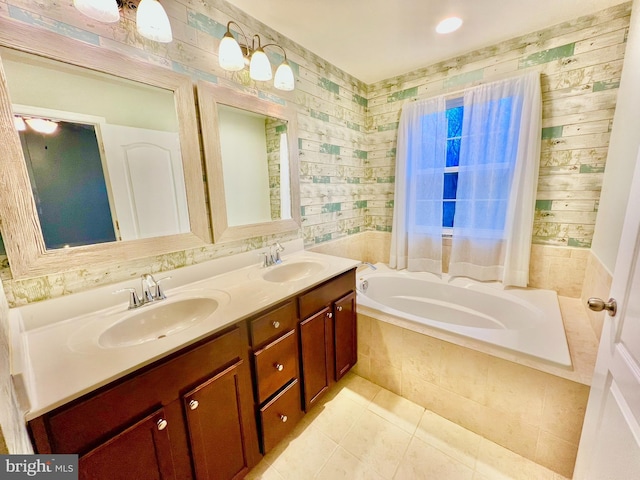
19, 120, 117, 249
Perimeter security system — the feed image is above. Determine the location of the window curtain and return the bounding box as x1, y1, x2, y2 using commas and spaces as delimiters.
448, 71, 541, 287
389, 96, 447, 273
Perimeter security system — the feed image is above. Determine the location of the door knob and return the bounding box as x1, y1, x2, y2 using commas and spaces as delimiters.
587, 297, 617, 316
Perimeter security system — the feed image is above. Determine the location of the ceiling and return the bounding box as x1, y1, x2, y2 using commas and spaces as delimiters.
224, 0, 629, 84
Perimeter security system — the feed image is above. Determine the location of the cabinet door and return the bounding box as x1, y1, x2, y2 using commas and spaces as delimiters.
334, 291, 357, 381
299, 307, 331, 411
183, 361, 249, 480
79, 407, 176, 480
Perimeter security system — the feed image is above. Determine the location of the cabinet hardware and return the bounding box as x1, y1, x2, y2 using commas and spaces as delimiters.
157, 419, 168, 431
274, 363, 284, 371
326, 312, 333, 318
272, 321, 280, 329
337, 306, 343, 311
189, 399, 199, 410
280, 414, 288, 423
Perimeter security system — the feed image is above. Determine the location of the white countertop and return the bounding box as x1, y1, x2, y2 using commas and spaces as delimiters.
9, 241, 360, 420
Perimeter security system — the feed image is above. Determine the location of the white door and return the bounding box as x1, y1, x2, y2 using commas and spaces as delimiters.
574, 149, 640, 479
100, 124, 189, 240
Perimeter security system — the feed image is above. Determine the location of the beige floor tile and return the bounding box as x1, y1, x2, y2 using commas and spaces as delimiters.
315, 446, 387, 480
414, 409, 481, 469
393, 436, 474, 480
244, 459, 285, 480
340, 410, 413, 479
333, 372, 382, 406
475, 438, 560, 480
305, 393, 366, 443
266, 425, 338, 480
368, 388, 425, 434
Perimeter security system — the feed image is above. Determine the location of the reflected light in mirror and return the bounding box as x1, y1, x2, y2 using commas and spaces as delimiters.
24, 117, 59, 134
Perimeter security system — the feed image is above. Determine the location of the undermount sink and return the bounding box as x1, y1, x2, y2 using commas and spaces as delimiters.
262, 260, 325, 283
98, 297, 219, 348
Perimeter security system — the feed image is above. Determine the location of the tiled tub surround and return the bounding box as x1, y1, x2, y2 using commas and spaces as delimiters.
354, 295, 598, 479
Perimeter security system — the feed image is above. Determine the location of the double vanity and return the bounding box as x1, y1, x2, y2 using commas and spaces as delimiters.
10, 242, 360, 479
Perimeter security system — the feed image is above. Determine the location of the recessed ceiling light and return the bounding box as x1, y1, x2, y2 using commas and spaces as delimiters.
436, 17, 463, 34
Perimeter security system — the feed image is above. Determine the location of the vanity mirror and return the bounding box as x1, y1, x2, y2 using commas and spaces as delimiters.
197, 81, 301, 243
0, 18, 210, 279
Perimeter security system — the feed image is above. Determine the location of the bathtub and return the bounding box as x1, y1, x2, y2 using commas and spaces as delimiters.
355, 264, 572, 368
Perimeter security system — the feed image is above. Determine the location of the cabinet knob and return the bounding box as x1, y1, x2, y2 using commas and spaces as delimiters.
280, 414, 288, 423
272, 321, 280, 329
274, 363, 284, 372
189, 399, 199, 410
326, 312, 333, 319
337, 306, 343, 312
157, 419, 168, 431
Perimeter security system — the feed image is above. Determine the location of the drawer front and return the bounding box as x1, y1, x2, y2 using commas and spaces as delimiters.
254, 329, 298, 403
43, 326, 243, 454
259, 379, 303, 454
250, 301, 297, 348
298, 269, 355, 319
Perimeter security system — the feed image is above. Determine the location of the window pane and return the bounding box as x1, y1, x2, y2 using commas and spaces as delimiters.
443, 172, 458, 199
446, 138, 460, 167
447, 106, 463, 138
443, 201, 456, 228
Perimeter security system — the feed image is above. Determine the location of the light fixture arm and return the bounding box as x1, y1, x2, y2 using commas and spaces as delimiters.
225, 21, 253, 55
261, 42, 288, 62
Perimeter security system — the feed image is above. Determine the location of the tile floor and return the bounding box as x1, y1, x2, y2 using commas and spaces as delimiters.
246, 373, 570, 480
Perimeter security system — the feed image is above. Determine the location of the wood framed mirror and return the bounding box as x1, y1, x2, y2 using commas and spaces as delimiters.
0, 18, 210, 279
197, 81, 301, 243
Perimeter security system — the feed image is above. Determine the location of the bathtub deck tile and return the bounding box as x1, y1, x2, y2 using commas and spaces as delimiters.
249, 373, 570, 480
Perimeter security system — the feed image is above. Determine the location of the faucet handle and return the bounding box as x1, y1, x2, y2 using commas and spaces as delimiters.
113, 288, 143, 310
272, 242, 285, 264
257, 251, 270, 268
155, 276, 172, 300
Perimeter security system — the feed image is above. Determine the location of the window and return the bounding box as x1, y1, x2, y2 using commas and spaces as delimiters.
443, 100, 463, 229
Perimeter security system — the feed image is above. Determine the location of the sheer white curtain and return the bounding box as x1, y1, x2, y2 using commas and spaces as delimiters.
448, 72, 541, 286
390, 96, 447, 273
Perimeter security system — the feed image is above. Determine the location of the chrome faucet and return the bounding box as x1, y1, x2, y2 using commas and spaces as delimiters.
259, 242, 285, 268
356, 262, 377, 271
114, 274, 171, 309
141, 273, 159, 303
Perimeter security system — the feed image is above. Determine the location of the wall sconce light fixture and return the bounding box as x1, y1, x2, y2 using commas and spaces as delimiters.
219, 21, 295, 91
73, 0, 172, 43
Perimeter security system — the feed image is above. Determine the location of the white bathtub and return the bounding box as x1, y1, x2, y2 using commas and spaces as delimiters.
356, 265, 572, 368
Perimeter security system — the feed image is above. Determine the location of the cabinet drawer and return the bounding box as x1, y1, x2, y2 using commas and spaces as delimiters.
253, 329, 298, 403
250, 301, 297, 347
259, 379, 303, 454
43, 326, 243, 454
298, 269, 355, 319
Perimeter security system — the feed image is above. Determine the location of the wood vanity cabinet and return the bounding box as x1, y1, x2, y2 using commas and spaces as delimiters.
247, 301, 304, 454
298, 269, 357, 411
28, 324, 261, 480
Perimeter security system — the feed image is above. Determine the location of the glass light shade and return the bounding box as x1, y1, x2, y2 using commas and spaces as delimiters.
219, 33, 245, 71
25, 118, 59, 135
73, 0, 120, 23
436, 17, 463, 34
249, 49, 272, 81
137, 0, 173, 43
274, 61, 295, 91
13, 116, 26, 132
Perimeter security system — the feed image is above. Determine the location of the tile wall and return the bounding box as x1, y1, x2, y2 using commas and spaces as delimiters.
354, 312, 592, 478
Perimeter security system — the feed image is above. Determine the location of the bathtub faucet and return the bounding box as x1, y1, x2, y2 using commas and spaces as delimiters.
356, 262, 377, 271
